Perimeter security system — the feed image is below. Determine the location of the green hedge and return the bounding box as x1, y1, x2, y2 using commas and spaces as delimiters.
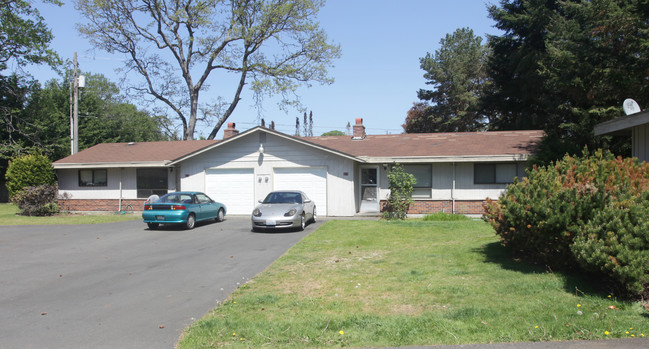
484, 150, 649, 298
6, 152, 56, 198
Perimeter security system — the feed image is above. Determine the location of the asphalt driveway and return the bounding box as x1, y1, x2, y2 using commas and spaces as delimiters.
0, 216, 317, 349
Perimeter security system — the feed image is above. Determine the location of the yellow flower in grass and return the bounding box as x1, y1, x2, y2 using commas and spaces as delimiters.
604, 331, 610, 336
339, 330, 344, 335
577, 304, 581, 307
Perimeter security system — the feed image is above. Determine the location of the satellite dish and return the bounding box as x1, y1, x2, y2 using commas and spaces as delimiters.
623, 98, 641, 115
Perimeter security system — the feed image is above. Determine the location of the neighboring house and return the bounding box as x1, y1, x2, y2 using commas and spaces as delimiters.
52, 119, 543, 216
594, 110, 649, 163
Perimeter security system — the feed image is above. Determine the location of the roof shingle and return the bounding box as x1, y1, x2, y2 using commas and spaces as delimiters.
53, 140, 219, 164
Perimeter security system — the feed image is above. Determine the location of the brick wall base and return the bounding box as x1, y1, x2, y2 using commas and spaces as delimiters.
58, 199, 146, 213
380, 200, 487, 215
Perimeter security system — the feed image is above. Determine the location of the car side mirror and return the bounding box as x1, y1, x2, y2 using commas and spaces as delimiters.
304, 199, 311, 203
258, 200, 263, 203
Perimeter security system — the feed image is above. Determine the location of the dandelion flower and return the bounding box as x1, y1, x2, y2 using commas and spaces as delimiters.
232, 332, 236, 336
339, 330, 344, 335
577, 304, 581, 307
605, 331, 610, 336
535, 326, 539, 329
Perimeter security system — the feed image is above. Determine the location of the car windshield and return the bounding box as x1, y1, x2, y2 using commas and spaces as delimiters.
263, 192, 302, 204
158, 193, 194, 204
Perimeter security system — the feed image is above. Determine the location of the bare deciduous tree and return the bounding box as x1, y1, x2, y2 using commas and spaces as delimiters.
76, 0, 341, 140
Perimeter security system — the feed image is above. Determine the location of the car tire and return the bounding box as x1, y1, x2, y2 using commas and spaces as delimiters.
216, 208, 225, 222
311, 207, 317, 223
298, 213, 305, 231
147, 222, 159, 230
185, 214, 196, 230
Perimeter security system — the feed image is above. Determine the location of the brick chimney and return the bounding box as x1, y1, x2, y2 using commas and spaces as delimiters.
223, 122, 239, 139
352, 118, 366, 140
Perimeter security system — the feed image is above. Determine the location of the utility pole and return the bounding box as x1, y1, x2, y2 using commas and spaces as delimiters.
70, 53, 85, 155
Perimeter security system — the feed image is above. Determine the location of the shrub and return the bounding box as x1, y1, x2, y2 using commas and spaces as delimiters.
484, 149, 649, 271
382, 163, 416, 220
6, 152, 56, 198
572, 192, 649, 297
11, 184, 60, 216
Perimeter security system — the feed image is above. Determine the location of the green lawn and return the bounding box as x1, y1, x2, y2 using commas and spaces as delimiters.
178, 219, 649, 348
0, 203, 140, 225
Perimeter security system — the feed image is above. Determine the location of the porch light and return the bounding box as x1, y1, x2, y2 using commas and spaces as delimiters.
259, 144, 264, 154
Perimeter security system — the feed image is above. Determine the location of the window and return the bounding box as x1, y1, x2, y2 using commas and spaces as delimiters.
474, 163, 517, 184
403, 164, 432, 199
79, 169, 107, 187
137, 168, 168, 198
403, 165, 432, 188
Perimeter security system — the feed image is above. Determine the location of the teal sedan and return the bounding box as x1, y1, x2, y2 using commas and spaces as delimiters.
142, 192, 226, 230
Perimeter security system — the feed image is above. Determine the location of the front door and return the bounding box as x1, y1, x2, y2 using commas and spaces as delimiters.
359, 167, 379, 212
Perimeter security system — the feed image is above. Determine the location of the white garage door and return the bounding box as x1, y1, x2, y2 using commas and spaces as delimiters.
205, 168, 254, 215
274, 168, 327, 216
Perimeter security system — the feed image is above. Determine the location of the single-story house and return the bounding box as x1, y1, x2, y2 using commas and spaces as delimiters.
594, 109, 649, 163
52, 119, 543, 216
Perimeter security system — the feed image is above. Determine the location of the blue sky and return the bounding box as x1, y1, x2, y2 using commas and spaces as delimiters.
30, 0, 502, 139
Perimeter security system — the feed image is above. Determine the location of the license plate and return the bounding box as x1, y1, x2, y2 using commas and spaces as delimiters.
266, 219, 276, 226
156, 215, 165, 220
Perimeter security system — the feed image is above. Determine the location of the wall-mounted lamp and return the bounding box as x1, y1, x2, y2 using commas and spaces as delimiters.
382, 163, 388, 171
259, 144, 264, 154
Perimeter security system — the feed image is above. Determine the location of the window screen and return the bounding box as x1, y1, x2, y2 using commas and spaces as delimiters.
137, 168, 168, 198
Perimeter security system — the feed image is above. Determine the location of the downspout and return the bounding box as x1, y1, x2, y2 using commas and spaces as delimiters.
452, 162, 456, 214
118, 168, 123, 212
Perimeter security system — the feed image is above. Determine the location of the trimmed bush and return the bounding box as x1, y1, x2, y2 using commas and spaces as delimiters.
6, 152, 56, 198
11, 184, 60, 216
572, 192, 649, 297
484, 150, 649, 282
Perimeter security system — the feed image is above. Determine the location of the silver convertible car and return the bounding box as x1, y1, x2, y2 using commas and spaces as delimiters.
251, 191, 316, 231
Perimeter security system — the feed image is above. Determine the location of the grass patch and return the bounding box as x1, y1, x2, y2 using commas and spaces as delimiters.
423, 212, 470, 221
178, 219, 649, 348
0, 203, 140, 225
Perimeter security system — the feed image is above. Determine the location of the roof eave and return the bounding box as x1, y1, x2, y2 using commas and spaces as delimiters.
594, 111, 649, 136
360, 154, 531, 163
53, 161, 172, 169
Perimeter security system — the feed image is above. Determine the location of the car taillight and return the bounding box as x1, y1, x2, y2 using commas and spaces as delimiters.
144, 205, 152, 210
171, 205, 186, 210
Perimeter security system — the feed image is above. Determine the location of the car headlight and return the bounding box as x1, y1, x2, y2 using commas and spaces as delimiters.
284, 208, 297, 217
253, 208, 262, 217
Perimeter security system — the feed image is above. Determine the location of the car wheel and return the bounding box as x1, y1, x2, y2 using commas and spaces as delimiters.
298, 213, 305, 231
311, 207, 317, 223
147, 222, 159, 230
216, 208, 225, 222
185, 214, 196, 230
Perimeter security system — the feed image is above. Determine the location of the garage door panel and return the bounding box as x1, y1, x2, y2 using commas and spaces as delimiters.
274, 168, 327, 216
206, 169, 254, 215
